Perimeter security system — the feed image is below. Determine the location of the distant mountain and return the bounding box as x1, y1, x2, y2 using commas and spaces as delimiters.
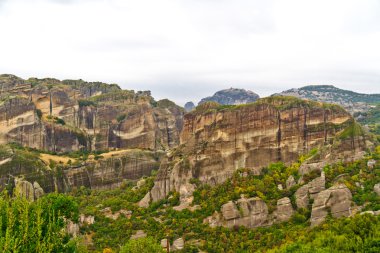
198, 88, 260, 105
184, 101, 195, 112
275, 85, 380, 114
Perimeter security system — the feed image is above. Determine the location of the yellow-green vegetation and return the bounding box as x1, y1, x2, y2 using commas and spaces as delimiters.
0, 193, 79, 252
338, 120, 365, 140
120, 237, 164, 253
357, 103, 380, 136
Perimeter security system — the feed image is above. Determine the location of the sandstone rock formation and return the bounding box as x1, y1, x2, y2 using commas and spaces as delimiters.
204, 197, 270, 229
144, 97, 368, 204
295, 172, 325, 209
310, 184, 353, 226
0, 75, 183, 153
204, 195, 297, 229
14, 178, 45, 201
274, 197, 294, 222
63, 149, 162, 190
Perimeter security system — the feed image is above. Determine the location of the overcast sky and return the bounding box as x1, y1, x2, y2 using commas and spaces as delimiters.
0, 0, 380, 105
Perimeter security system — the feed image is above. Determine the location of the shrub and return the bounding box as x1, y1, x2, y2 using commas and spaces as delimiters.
120, 237, 164, 253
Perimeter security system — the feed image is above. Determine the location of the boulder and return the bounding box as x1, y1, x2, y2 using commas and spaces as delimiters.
80, 214, 95, 225
33, 181, 45, 199
275, 197, 294, 222
203, 211, 222, 228
374, 183, 380, 196
310, 184, 352, 227
138, 192, 151, 208
130, 230, 147, 240
221, 201, 240, 220
161, 239, 170, 250
66, 220, 80, 237
172, 238, 184, 251
295, 184, 309, 209
247, 198, 269, 228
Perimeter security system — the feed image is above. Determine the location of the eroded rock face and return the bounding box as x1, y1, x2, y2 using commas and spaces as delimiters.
0, 75, 183, 153
145, 97, 368, 204
63, 150, 162, 190
310, 184, 352, 227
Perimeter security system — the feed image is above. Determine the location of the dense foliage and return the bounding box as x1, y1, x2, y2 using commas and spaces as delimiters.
0, 193, 79, 252
120, 237, 164, 253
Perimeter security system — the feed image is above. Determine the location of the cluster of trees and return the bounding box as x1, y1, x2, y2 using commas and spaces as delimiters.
0, 193, 79, 252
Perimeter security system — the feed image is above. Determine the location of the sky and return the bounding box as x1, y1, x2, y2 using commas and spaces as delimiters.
0, 0, 380, 105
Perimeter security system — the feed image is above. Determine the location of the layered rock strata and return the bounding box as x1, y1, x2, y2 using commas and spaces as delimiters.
0, 75, 183, 153
143, 97, 369, 204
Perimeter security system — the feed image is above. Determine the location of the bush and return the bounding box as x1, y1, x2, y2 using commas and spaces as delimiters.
120, 237, 164, 253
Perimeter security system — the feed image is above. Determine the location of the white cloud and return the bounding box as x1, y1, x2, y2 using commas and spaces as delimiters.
0, 0, 379, 105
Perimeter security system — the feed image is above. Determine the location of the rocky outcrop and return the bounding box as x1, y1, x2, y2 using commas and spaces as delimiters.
204, 196, 296, 229
286, 175, 296, 189
100, 207, 132, 220
204, 197, 270, 229
199, 88, 260, 105
274, 197, 294, 222
310, 184, 353, 226
295, 172, 325, 209
63, 150, 162, 190
374, 183, 380, 196
130, 230, 147, 240
144, 97, 367, 204
14, 178, 45, 201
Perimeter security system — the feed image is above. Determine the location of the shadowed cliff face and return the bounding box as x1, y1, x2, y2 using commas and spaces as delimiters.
0, 146, 162, 193
0, 74, 183, 153
143, 97, 371, 203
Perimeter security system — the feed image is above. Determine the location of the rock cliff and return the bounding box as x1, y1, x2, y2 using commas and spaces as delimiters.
142, 96, 370, 205
0, 74, 183, 153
